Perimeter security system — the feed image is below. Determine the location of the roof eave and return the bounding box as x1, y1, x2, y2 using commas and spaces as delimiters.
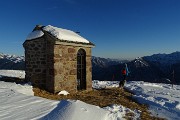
44, 31, 95, 47
55, 40, 95, 48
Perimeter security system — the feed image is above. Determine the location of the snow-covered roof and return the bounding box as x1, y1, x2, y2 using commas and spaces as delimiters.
26, 25, 91, 44
26, 30, 44, 40
43, 25, 90, 43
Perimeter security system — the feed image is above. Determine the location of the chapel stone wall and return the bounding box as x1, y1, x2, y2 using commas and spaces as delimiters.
52, 45, 92, 93
23, 38, 47, 89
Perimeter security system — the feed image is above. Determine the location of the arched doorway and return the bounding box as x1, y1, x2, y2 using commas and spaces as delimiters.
77, 49, 86, 90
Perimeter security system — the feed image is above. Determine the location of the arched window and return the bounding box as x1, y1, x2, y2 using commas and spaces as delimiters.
77, 49, 86, 90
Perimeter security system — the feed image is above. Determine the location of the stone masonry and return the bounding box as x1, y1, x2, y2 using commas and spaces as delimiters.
52, 45, 92, 93
23, 38, 47, 88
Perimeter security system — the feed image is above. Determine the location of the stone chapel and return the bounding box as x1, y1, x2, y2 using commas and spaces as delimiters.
23, 25, 95, 93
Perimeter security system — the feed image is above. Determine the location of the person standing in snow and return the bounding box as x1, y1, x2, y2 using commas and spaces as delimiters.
119, 63, 129, 88
123, 63, 129, 80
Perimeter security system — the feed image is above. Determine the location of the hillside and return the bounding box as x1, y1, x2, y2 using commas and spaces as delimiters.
92, 56, 128, 81
92, 52, 180, 84
143, 51, 180, 74
0, 53, 24, 70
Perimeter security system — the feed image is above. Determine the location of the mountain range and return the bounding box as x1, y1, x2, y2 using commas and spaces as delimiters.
0, 53, 24, 70
0, 52, 179, 84
92, 51, 180, 84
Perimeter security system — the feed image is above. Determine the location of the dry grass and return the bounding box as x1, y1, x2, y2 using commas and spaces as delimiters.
33, 87, 166, 120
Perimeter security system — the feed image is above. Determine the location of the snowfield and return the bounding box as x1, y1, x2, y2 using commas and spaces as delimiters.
0, 70, 179, 120
0, 70, 25, 78
126, 81, 180, 120
93, 80, 180, 120
0, 81, 137, 120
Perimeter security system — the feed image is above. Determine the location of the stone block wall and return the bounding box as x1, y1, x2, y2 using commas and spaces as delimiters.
52, 44, 92, 93
45, 38, 55, 92
23, 38, 47, 88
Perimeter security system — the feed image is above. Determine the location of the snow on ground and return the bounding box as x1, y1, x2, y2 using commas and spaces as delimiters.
0, 70, 138, 120
0, 81, 59, 120
0, 81, 109, 120
0, 81, 33, 96
0, 80, 137, 120
0, 70, 179, 120
0, 70, 25, 78
58, 90, 69, 95
41, 100, 111, 120
93, 80, 180, 120
125, 81, 180, 120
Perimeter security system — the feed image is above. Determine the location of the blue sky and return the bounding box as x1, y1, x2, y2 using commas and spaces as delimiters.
0, 0, 179, 59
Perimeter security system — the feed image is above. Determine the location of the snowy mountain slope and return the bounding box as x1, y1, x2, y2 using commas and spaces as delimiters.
143, 51, 180, 65
133, 57, 149, 67
143, 51, 180, 73
0, 53, 24, 70
92, 56, 128, 81
92, 57, 164, 82
92, 56, 128, 68
142, 52, 180, 84
92, 52, 180, 84
127, 57, 164, 82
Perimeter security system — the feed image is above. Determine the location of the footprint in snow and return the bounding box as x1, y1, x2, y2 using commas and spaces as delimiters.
81, 107, 88, 112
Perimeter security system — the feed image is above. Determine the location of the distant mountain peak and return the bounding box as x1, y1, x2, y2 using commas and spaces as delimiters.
0, 53, 24, 70
143, 51, 180, 65
134, 57, 149, 67
92, 56, 129, 68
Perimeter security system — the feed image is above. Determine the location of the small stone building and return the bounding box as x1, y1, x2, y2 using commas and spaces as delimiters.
23, 25, 95, 93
